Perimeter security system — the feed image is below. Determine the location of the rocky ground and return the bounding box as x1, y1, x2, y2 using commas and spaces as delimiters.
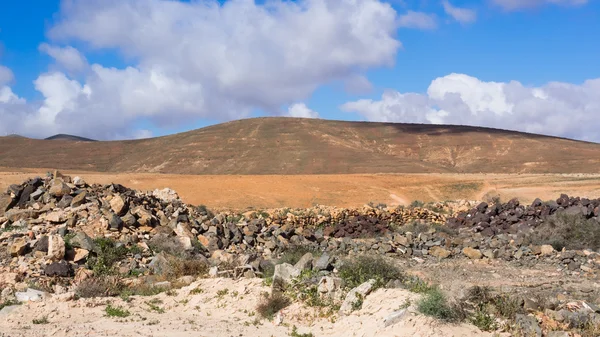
1, 172, 600, 336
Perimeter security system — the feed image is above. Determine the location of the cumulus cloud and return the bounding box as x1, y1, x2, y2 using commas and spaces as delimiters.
397, 11, 438, 30
491, 0, 588, 11
0, 65, 14, 86
39, 43, 88, 73
287, 103, 320, 119
1, 0, 400, 139
341, 73, 600, 142
442, 0, 477, 24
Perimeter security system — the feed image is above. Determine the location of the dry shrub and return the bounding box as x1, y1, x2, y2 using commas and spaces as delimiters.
75, 275, 124, 298
165, 255, 209, 279
531, 212, 600, 251
256, 293, 291, 320
148, 234, 187, 256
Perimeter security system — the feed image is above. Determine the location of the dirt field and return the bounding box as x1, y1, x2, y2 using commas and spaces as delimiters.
2, 168, 600, 210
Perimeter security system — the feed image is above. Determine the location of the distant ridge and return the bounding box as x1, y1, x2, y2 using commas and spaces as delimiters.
5, 134, 27, 138
1, 117, 600, 174
44, 134, 96, 142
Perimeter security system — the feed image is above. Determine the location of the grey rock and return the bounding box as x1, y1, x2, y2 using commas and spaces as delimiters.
515, 314, 542, 337
44, 260, 73, 277
383, 309, 408, 327
15, 288, 47, 302
547, 332, 569, 337
294, 252, 314, 271
272, 263, 301, 293
313, 253, 332, 271
339, 279, 376, 315
149, 252, 171, 276
70, 231, 95, 251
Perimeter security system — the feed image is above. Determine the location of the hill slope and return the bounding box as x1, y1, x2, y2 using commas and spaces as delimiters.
1, 117, 599, 174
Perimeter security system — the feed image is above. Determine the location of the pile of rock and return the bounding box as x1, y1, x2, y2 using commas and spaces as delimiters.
1, 173, 599, 293
445, 196, 600, 235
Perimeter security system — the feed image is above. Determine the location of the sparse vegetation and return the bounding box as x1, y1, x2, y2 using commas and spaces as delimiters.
470, 304, 498, 332
32, 316, 49, 324
290, 325, 314, 337
75, 275, 124, 298
256, 293, 291, 320
531, 212, 600, 251
416, 287, 464, 322
277, 246, 320, 266
410, 200, 425, 208
337, 255, 403, 290
0, 300, 20, 311
105, 304, 131, 318
86, 238, 128, 275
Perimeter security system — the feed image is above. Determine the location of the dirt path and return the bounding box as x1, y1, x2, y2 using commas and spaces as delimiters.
2, 168, 600, 210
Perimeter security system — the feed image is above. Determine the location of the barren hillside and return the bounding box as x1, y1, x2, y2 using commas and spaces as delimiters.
1, 117, 600, 174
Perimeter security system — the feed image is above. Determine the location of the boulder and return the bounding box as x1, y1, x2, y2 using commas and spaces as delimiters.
48, 235, 66, 261
515, 314, 542, 337
15, 289, 47, 302
70, 231, 94, 251
463, 247, 483, 259
0, 194, 16, 217
339, 279, 376, 315
44, 260, 74, 277
10, 237, 29, 257
313, 253, 333, 271
110, 195, 128, 215
429, 246, 451, 259
71, 191, 87, 207
272, 263, 301, 293
294, 252, 314, 271
49, 179, 71, 197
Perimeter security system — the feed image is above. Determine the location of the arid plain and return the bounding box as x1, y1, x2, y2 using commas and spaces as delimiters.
3, 168, 600, 210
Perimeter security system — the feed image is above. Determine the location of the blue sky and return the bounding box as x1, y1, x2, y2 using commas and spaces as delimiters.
0, 0, 599, 141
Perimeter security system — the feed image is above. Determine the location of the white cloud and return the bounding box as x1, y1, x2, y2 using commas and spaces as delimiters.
341, 73, 600, 142
6, 0, 401, 139
491, 0, 588, 11
39, 43, 88, 73
0, 65, 15, 86
442, 0, 477, 24
287, 103, 320, 118
397, 11, 438, 30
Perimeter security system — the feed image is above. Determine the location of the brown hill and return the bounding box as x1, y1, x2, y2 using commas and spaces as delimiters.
1, 117, 599, 174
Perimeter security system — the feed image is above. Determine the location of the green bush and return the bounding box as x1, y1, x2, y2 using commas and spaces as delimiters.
417, 287, 464, 322
87, 238, 128, 275
105, 304, 131, 318
338, 255, 403, 290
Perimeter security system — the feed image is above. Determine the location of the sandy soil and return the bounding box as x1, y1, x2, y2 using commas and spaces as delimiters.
0, 277, 491, 337
2, 168, 600, 210
3, 257, 597, 337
